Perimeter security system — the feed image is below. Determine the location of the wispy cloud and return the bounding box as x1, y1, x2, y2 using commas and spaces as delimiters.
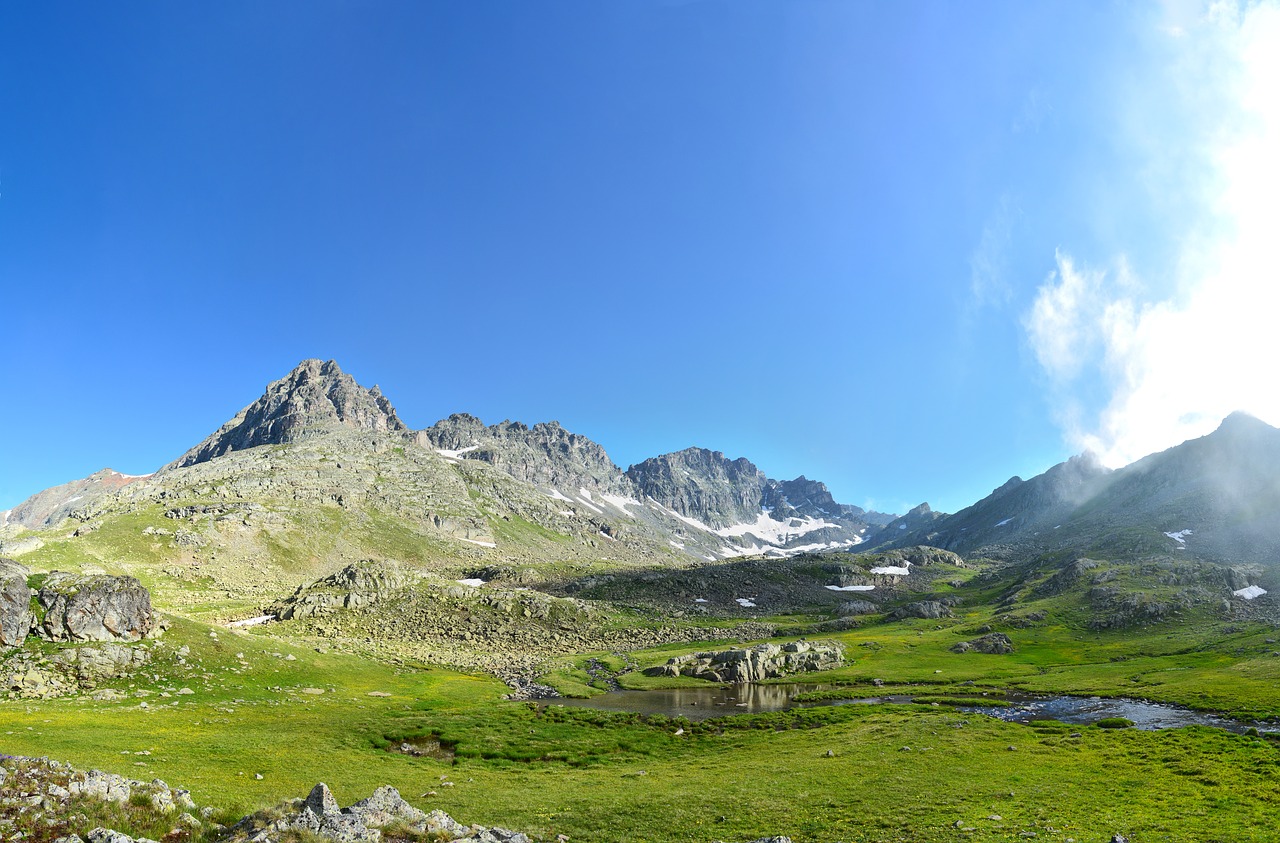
970, 194, 1018, 308
1026, 0, 1280, 467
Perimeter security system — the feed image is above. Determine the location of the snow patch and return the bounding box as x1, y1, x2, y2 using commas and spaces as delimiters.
558, 510, 574, 517
1164, 529, 1194, 545
735, 598, 758, 608
110, 470, 154, 479
547, 489, 574, 503
1234, 585, 1267, 600
459, 537, 497, 548
668, 540, 685, 549
715, 510, 842, 544
694, 598, 708, 603
898, 524, 907, 530
870, 565, 910, 576
436, 445, 480, 461
995, 518, 1014, 527
601, 494, 642, 514
66, 496, 83, 504
456, 578, 487, 587
227, 615, 275, 629
825, 585, 875, 592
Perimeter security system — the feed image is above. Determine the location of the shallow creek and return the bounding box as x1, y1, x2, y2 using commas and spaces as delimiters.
552, 682, 1275, 734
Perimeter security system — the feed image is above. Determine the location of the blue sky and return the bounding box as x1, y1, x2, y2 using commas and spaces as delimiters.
3, 1, 1277, 516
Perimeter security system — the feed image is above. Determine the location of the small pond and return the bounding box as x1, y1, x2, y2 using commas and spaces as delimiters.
552, 682, 1276, 734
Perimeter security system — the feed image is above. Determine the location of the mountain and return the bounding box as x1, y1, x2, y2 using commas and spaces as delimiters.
1, 468, 150, 531
170, 359, 408, 469
869, 413, 1280, 566
417, 414, 631, 496
1, 360, 889, 586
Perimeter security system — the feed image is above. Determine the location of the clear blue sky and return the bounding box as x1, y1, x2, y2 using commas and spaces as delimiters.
4, 1, 1274, 515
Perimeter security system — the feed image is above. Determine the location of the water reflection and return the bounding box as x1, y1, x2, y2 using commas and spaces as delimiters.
552, 682, 1276, 733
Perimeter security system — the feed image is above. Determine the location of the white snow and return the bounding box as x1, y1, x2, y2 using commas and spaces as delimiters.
870, 565, 910, 576
668, 540, 685, 549
227, 615, 275, 628
1164, 529, 1194, 545
825, 585, 875, 592
694, 598, 708, 603
735, 598, 758, 608
658, 505, 716, 533
547, 489, 574, 503
458, 537, 497, 548
995, 518, 1014, 527
66, 496, 83, 503
558, 510, 574, 517
573, 489, 604, 513
110, 470, 154, 479
456, 578, 487, 587
898, 524, 907, 530
601, 494, 642, 514
598, 531, 616, 541
1234, 585, 1267, 600
716, 510, 842, 544
436, 445, 480, 461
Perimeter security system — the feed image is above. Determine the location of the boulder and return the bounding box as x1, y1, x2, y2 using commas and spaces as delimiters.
889, 600, 952, 620
37, 572, 154, 642
0, 557, 33, 647
950, 632, 1014, 654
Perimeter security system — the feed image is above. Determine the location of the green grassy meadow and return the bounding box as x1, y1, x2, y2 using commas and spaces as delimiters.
7, 595, 1280, 842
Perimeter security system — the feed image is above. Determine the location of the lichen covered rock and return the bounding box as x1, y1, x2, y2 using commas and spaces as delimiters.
0, 557, 33, 647
37, 572, 154, 642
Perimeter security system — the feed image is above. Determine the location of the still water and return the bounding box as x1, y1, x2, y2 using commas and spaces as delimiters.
552, 683, 1274, 734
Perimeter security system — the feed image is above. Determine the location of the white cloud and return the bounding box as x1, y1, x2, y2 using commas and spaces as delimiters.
1026, 0, 1280, 467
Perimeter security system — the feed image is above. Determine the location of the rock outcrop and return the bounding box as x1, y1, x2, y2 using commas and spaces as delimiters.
36, 572, 155, 642
950, 632, 1014, 654
273, 559, 416, 620
226, 782, 530, 843
888, 600, 954, 621
0, 557, 32, 647
646, 640, 844, 683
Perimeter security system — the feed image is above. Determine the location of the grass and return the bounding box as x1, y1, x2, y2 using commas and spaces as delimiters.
9, 544, 1280, 840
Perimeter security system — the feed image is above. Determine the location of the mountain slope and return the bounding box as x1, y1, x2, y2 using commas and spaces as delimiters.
869, 413, 1280, 567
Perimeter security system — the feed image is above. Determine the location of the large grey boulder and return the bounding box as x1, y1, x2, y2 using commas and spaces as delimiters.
36, 572, 154, 642
0, 557, 33, 647
951, 632, 1014, 654
888, 600, 953, 621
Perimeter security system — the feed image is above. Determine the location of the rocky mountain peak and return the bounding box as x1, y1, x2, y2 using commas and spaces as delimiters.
416, 414, 630, 495
170, 359, 408, 469
625, 447, 769, 527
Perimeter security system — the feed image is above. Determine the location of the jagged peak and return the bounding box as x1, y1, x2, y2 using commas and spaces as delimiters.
168, 359, 407, 469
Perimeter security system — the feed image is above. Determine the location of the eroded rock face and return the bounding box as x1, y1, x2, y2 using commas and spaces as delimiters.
0, 557, 33, 647
646, 640, 844, 683
36, 572, 154, 642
